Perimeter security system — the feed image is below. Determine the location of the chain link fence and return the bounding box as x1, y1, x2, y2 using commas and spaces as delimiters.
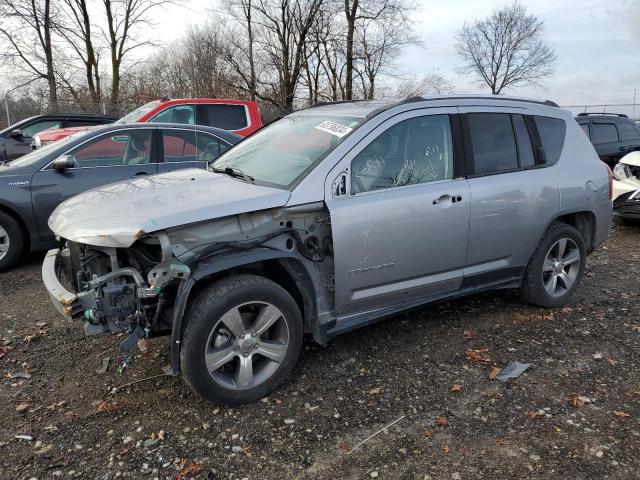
0, 98, 144, 130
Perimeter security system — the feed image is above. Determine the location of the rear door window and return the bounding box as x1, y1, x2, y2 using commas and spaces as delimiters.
617, 121, 640, 141
534, 116, 566, 165
592, 123, 618, 144
161, 129, 227, 163
467, 113, 518, 175
201, 104, 248, 130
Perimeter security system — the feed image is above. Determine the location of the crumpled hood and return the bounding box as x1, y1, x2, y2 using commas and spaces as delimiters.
49, 168, 291, 247
621, 151, 640, 167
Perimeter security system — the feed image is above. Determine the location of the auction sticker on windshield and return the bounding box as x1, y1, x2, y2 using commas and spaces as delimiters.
314, 121, 353, 138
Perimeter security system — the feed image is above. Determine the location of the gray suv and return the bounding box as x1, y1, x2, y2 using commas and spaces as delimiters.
42, 96, 612, 405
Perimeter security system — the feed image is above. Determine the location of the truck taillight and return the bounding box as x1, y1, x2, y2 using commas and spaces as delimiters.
605, 163, 613, 200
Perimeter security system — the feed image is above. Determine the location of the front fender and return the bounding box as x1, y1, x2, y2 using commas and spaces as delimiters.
168, 248, 311, 374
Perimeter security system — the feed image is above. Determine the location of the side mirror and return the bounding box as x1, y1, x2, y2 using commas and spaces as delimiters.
51, 155, 75, 171
8, 129, 24, 139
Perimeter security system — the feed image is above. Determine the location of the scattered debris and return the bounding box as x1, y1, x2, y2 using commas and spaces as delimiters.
14, 435, 33, 441
450, 384, 463, 393
111, 373, 169, 393
488, 366, 501, 381
613, 411, 630, 418
96, 399, 129, 413
368, 386, 381, 395
15, 403, 29, 413
96, 357, 111, 374
5, 371, 32, 380
593, 352, 604, 360
465, 348, 491, 363
463, 329, 476, 340
346, 415, 405, 455
116, 356, 130, 375
176, 462, 203, 480
495, 438, 508, 446
137, 338, 151, 353
434, 416, 449, 427
495, 360, 530, 381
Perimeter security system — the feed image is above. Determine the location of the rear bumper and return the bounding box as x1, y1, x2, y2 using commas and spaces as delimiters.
42, 249, 82, 320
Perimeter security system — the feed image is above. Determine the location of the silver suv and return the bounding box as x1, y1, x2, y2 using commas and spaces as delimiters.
42, 96, 612, 405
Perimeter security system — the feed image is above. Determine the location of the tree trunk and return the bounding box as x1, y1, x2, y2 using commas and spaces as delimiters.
246, 0, 256, 101
344, 0, 357, 100
43, 0, 58, 110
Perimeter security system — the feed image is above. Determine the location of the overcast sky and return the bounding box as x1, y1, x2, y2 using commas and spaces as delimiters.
108, 0, 640, 114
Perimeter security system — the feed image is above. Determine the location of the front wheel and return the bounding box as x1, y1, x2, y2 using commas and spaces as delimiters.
521, 222, 586, 308
0, 211, 24, 272
180, 274, 303, 405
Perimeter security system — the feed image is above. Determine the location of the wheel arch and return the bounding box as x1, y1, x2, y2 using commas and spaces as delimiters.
168, 248, 318, 374
0, 202, 31, 250
549, 210, 596, 252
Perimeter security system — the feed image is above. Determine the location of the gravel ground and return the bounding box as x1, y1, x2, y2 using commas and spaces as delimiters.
1, 225, 639, 480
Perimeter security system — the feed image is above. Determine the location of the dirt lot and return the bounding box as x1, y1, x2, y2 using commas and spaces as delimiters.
1, 225, 639, 480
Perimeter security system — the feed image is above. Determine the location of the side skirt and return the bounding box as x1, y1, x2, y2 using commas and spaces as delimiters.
317, 269, 524, 343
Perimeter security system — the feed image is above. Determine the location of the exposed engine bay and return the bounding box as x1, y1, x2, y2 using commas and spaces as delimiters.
55, 202, 335, 348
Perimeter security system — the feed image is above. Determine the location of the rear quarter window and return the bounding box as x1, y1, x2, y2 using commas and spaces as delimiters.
203, 104, 248, 130
534, 116, 566, 165
592, 123, 618, 144
617, 121, 640, 141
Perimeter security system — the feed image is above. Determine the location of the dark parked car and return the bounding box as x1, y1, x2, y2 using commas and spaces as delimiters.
575, 113, 640, 166
0, 113, 117, 162
0, 123, 240, 270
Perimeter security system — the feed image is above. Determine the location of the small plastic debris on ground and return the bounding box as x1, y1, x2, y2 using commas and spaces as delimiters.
496, 360, 530, 381
137, 338, 151, 353
117, 356, 130, 375
6, 371, 32, 380
97, 357, 111, 374
15, 435, 33, 441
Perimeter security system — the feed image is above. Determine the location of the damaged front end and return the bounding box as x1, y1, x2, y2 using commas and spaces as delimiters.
43, 202, 334, 353
43, 232, 190, 348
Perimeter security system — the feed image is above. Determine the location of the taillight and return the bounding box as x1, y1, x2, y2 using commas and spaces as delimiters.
605, 163, 613, 200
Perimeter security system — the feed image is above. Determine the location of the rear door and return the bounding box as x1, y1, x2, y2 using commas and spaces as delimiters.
30, 128, 158, 241
325, 108, 470, 316
459, 107, 561, 278
616, 119, 640, 154
157, 127, 231, 173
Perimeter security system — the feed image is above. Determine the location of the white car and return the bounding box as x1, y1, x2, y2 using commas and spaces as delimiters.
612, 151, 640, 223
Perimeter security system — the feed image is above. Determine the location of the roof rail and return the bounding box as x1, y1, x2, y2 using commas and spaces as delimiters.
576, 112, 628, 118
309, 99, 369, 108
398, 95, 558, 108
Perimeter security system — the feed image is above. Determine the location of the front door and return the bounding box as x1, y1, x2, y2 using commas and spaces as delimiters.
157, 128, 230, 174
6, 119, 62, 160
30, 128, 157, 242
325, 109, 470, 316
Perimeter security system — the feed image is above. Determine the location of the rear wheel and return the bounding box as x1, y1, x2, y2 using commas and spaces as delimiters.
180, 274, 303, 405
0, 211, 24, 272
521, 222, 586, 308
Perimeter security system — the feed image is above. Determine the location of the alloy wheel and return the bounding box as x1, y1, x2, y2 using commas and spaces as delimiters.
542, 238, 581, 297
204, 301, 290, 390
0, 226, 9, 261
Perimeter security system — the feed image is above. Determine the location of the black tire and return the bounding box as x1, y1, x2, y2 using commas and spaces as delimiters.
180, 274, 303, 405
0, 211, 25, 272
521, 222, 586, 308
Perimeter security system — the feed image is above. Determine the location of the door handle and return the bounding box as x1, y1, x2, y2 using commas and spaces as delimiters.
433, 194, 462, 205
132, 172, 149, 177
618, 146, 629, 152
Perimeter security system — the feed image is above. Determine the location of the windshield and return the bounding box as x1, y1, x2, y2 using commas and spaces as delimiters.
114, 101, 160, 124
211, 114, 364, 188
5, 131, 86, 168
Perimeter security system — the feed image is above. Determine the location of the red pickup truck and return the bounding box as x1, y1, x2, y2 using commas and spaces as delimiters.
34, 98, 262, 147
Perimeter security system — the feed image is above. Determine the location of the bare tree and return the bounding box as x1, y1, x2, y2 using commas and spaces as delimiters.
253, 0, 324, 112
353, 14, 418, 99
455, 1, 556, 94
102, 0, 174, 109
55, 0, 102, 104
0, 0, 58, 108
391, 72, 455, 99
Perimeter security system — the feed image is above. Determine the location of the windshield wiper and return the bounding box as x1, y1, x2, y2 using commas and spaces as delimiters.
210, 166, 254, 183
